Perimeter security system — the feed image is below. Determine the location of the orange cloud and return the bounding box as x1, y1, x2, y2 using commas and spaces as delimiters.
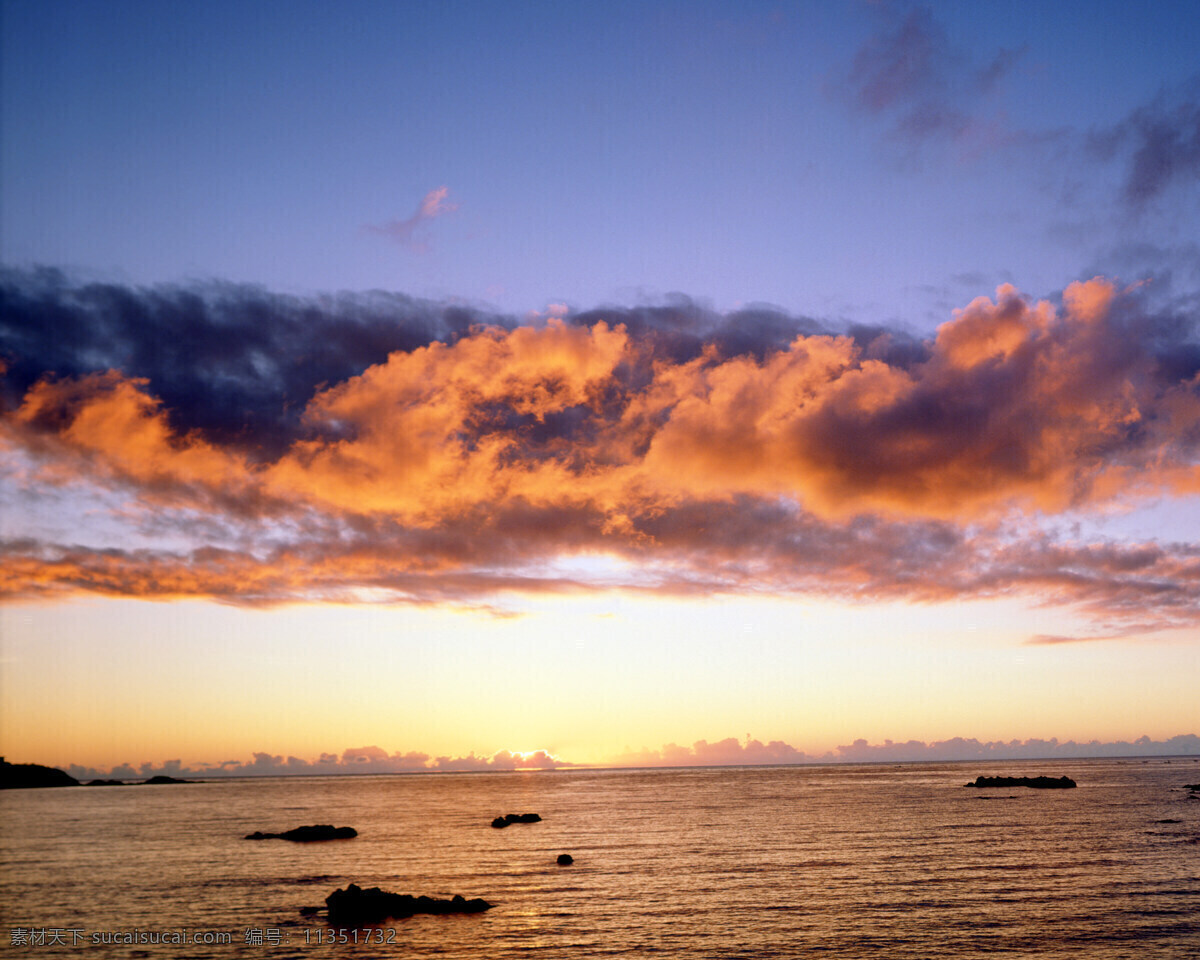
266, 319, 630, 520
2, 280, 1198, 628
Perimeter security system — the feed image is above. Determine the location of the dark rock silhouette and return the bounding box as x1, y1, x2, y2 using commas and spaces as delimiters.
324, 884, 492, 926
965, 775, 1076, 789
142, 775, 195, 784
85, 779, 126, 786
556, 853, 574, 865
491, 812, 542, 827
0, 759, 79, 789
245, 825, 357, 842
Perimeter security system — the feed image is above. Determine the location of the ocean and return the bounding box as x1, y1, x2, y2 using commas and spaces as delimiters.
2, 758, 1197, 958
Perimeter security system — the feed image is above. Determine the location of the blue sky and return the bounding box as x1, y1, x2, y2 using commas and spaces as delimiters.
4, 0, 1197, 323
1, 1, 1198, 771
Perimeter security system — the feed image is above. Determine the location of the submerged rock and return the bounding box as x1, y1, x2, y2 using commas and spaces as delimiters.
0, 759, 79, 789
245, 825, 357, 842
965, 775, 1076, 789
324, 884, 493, 926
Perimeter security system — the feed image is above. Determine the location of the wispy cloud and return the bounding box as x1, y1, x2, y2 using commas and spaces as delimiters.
364, 186, 458, 251
844, 3, 1025, 150
843, 6, 1199, 223
1089, 78, 1200, 213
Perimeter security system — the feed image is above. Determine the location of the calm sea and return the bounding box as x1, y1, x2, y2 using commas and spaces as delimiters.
2, 759, 1198, 958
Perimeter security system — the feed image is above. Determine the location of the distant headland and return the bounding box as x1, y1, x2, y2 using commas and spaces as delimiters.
0, 758, 79, 789
0, 759, 197, 789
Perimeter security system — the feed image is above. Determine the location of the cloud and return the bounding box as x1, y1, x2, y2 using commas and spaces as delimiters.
608, 733, 1200, 767
364, 186, 458, 251
844, 3, 1024, 149
831, 733, 1200, 763
1089, 78, 1200, 212
53, 732, 1200, 780
612, 737, 810, 768
1, 272, 1198, 633
1025, 634, 1110, 646
840, 8, 1197, 234
64, 745, 570, 780
0, 266, 492, 457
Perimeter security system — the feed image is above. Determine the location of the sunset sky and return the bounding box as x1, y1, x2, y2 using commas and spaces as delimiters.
2, 0, 1199, 775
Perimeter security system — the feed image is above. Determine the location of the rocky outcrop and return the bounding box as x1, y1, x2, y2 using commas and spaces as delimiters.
142, 775, 195, 784
965, 775, 1076, 789
0, 759, 79, 789
245, 825, 357, 842
556, 853, 574, 865
324, 884, 493, 926
85, 779, 126, 786
490, 813, 542, 828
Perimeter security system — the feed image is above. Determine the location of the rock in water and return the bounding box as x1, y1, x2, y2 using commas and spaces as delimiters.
324, 884, 493, 926
964, 775, 1076, 789
556, 853, 574, 866
491, 812, 542, 827
245, 825, 357, 841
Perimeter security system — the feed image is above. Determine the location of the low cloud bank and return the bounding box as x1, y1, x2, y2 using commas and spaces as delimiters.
65, 745, 567, 782
615, 733, 1200, 767
59, 734, 1200, 781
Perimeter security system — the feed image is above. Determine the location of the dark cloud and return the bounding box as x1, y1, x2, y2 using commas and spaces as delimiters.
573, 297, 825, 363
0, 266, 497, 457
1, 271, 831, 460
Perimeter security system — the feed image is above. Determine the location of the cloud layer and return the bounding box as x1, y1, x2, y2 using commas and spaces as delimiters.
65, 745, 565, 782
614, 732, 1200, 767
61, 733, 1200, 780
2, 270, 1198, 635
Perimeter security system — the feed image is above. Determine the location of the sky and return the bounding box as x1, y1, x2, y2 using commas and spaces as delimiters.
1, 0, 1199, 775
